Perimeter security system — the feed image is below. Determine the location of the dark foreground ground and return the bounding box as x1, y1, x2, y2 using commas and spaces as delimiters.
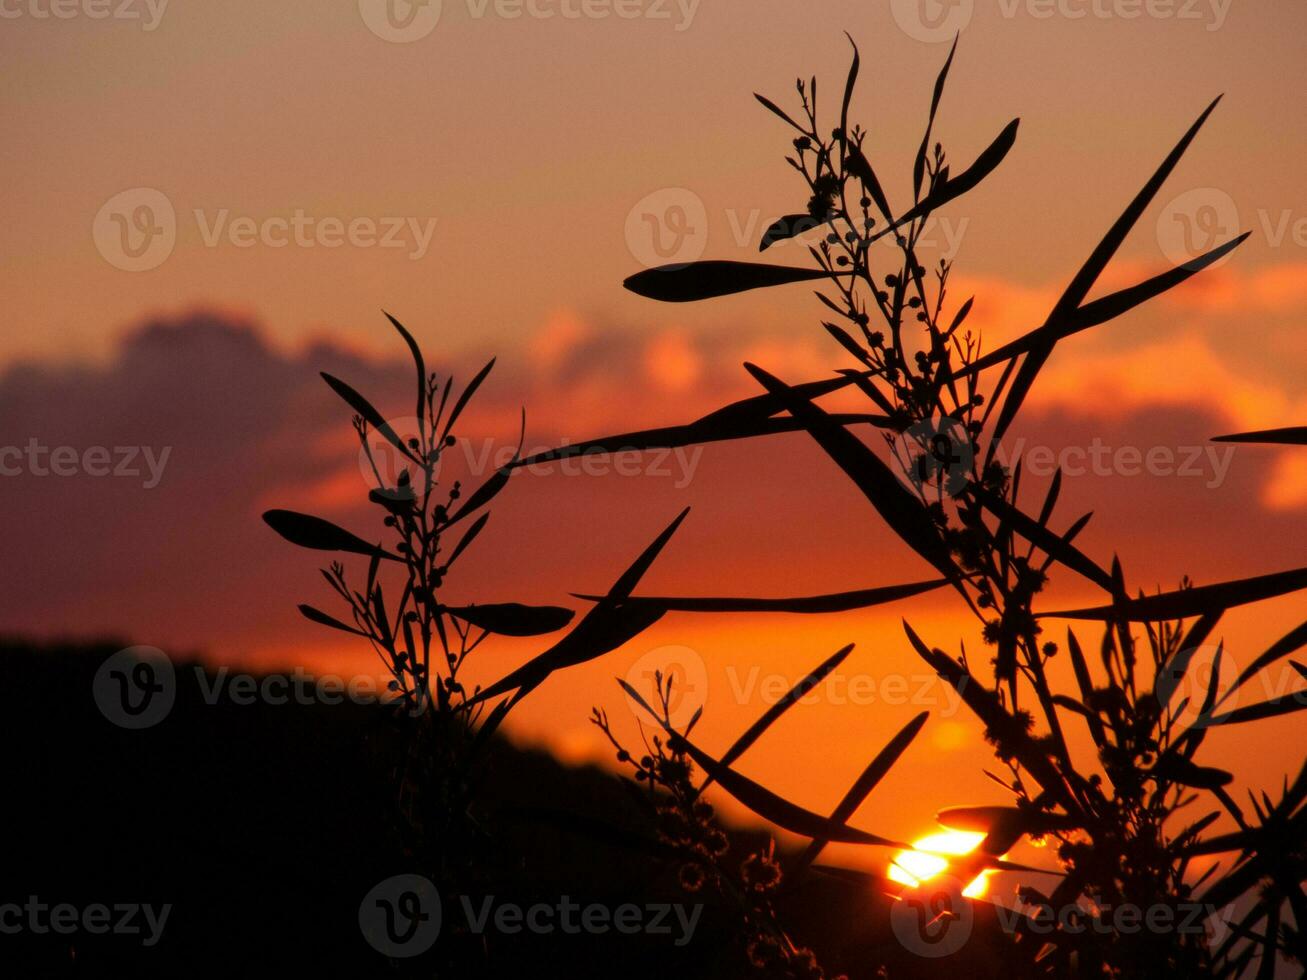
1, 638, 1023, 978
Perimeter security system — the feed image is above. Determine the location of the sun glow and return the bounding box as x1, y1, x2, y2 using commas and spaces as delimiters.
888, 830, 991, 898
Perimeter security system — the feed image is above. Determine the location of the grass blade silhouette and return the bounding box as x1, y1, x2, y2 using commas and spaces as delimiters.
793, 710, 930, 873
989, 97, 1227, 446
569, 578, 946, 614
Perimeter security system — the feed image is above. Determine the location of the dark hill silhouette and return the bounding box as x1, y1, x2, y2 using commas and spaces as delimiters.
1, 637, 1024, 978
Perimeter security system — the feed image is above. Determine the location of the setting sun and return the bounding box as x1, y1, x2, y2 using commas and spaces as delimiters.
889, 830, 992, 899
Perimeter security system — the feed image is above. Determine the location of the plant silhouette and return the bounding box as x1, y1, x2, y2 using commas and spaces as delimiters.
515, 35, 1307, 979
262, 313, 688, 970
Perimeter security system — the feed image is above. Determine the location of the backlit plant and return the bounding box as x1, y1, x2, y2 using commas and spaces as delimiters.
536, 36, 1307, 978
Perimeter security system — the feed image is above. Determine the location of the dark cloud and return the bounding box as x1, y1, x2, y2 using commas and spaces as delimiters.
1, 311, 1302, 664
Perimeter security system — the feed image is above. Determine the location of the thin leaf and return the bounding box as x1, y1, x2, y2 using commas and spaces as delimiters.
839, 32, 858, 158
469, 510, 690, 704
570, 579, 947, 614
989, 97, 1225, 444
1042, 566, 1307, 621
263, 509, 396, 560
914, 35, 958, 201
845, 145, 894, 226
298, 603, 368, 637
960, 233, 1250, 379
716, 644, 856, 776
794, 711, 930, 873
445, 602, 576, 637
759, 213, 825, 251
744, 363, 956, 581
446, 512, 488, 567
1212, 426, 1307, 446
383, 311, 426, 427
871, 119, 1020, 243
321, 372, 418, 464
620, 690, 905, 848
513, 411, 887, 468
446, 409, 524, 526
1204, 695, 1307, 727
754, 92, 806, 134
1065, 628, 1108, 745
971, 487, 1112, 590
1155, 612, 1222, 709
624, 260, 832, 303
442, 358, 496, 442
1152, 755, 1234, 789
1226, 618, 1307, 698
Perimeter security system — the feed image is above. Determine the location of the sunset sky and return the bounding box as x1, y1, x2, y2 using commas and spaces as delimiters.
3, 1, 1306, 869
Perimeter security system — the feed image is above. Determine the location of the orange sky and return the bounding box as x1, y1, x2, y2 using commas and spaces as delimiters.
3, 0, 1306, 890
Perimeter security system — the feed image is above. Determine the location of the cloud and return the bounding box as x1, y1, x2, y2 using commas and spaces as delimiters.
1, 305, 1303, 669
